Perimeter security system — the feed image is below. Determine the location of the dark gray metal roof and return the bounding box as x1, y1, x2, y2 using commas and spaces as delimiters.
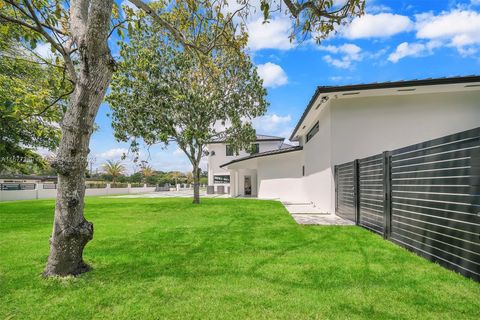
220, 146, 303, 168
290, 75, 480, 141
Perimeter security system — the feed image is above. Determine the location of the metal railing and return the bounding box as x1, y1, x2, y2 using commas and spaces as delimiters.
0, 183, 36, 191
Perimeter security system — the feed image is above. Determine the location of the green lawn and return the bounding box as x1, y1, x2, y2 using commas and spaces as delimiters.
0, 198, 479, 319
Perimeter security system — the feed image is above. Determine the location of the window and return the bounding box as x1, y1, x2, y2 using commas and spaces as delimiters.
250, 143, 260, 154
226, 145, 234, 156
306, 121, 319, 142
302, 165, 305, 176
214, 175, 230, 184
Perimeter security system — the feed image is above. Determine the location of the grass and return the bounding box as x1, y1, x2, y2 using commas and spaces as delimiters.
0, 197, 479, 319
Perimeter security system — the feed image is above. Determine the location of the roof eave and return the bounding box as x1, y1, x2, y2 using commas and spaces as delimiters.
289, 75, 480, 141
220, 146, 303, 169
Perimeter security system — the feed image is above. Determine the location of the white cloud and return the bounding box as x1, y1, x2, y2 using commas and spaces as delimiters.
173, 148, 184, 156
96, 148, 128, 160
415, 10, 480, 55
256, 62, 288, 88
342, 13, 413, 39
388, 41, 441, 63
34, 43, 54, 59
319, 43, 362, 68
247, 17, 293, 51
366, 4, 392, 14
252, 114, 291, 134
253, 113, 293, 139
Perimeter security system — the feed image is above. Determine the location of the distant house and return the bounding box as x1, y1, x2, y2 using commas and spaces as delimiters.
206, 134, 293, 194
220, 75, 480, 212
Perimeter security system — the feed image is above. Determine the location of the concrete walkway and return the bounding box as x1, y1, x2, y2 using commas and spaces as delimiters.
282, 202, 355, 226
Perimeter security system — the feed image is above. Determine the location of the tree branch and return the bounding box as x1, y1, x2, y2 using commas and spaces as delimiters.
30, 87, 75, 117
108, 19, 131, 38
128, 0, 193, 49
21, 0, 78, 83
4, 0, 67, 35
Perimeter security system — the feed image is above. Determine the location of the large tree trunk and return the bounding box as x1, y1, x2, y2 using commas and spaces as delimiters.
192, 165, 200, 204
44, 66, 113, 277
43, 0, 114, 277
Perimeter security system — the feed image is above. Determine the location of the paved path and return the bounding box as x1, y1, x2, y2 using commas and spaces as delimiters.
282, 202, 355, 226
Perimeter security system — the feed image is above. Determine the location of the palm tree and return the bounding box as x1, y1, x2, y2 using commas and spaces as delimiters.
140, 165, 154, 183
102, 160, 125, 184
169, 171, 182, 185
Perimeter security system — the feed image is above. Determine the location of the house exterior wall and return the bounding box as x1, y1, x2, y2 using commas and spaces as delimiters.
301, 103, 333, 212
227, 88, 480, 213
256, 151, 305, 203
308, 90, 480, 212
207, 140, 282, 191
234, 168, 258, 197
330, 90, 480, 165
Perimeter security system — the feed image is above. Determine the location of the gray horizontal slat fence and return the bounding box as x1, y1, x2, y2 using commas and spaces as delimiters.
334, 127, 480, 281
335, 161, 356, 223
390, 127, 480, 281
358, 154, 385, 235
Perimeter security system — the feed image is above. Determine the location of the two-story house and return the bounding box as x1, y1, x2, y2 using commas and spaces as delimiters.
220, 76, 480, 207
207, 134, 291, 195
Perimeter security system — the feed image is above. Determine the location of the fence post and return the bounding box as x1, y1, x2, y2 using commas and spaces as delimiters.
383, 151, 392, 239
353, 159, 360, 225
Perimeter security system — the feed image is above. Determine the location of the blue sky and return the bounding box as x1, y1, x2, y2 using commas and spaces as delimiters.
88, 0, 480, 173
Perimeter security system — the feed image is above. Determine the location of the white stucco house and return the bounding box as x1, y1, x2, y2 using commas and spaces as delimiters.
220, 76, 480, 212
206, 134, 293, 194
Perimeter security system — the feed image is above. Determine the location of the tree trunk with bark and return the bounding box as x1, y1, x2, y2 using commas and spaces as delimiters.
192, 165, 200, 204
43, 0, 115, 277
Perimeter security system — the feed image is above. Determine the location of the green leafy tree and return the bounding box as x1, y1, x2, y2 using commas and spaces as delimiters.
108, 13, 267, 204
140, 164, 154, 184
0, 0, 364, 277
169, 171, 183, 186
0, 24, 69, 174
102, 160, 125, 184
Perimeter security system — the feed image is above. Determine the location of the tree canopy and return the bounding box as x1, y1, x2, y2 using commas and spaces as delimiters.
107, 8, 267, 203
0, 23, 69, 173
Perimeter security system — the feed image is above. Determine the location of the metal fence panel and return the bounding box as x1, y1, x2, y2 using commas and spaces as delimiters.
390, 127, 480, 281
335, 161, 356, 222
358, 154, 385, 235
334, 127, 480, 281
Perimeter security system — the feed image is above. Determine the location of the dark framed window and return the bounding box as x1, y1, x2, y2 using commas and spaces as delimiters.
306, 121, 319, 142
214, 175, 230, 184
250, 143, 260, 154
226, 145, 234, 156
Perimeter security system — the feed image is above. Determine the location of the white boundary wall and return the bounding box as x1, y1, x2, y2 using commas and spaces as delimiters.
0, 183, 156, 202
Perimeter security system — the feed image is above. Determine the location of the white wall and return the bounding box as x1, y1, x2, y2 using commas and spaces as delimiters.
235, 168, 258, 197
0, 184, 156, 202
301, 104, 333, 212
330, 90, 480, 165
257, 151, 305, 203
